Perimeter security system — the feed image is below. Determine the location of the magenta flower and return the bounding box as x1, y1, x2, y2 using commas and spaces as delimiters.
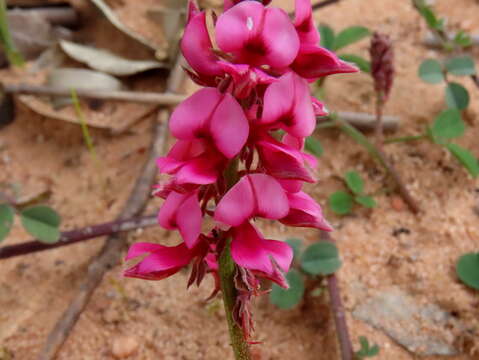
169, 87, 249, 159
231, 222, 293, 288
280, 191, 333, 230
214, 174, 289, 227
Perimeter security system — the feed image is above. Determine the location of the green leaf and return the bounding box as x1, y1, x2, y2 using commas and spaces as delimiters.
305, 136, 324, 157
20, 205, 61, 244
329, 191, 354, 215
453, 31, 472, 48
445, 82, 470, 110
344, 171, 364, 194
333, 26, 370, 50
339, 54, 371, 73
270, 269, 305, 309
319, 24, 335, 50
301, 242, 342, 276
456, 253, 479, 290
356, 336, 380, 358
416, 3, 439, 29
0, 0, 25, 66
0, 204, 15, 243
430, 109, 465, 142
418, 59, 444, 84
355, 195, 377, 208
286, 238, 303, 260
445, 143, 479, 178
445, 56, 476, 76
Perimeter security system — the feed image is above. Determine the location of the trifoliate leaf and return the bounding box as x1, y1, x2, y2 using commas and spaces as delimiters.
301, 242, 342, 276
20, 205, 61, 243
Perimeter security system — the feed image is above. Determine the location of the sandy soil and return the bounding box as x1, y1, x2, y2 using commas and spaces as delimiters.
0, 0, 478, 359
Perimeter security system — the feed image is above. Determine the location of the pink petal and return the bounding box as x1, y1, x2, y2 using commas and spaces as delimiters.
216, 2, 299, 68
214, 175, 255, 227
280, 191, 333, 231
169, 88, 222, 140
261, 72, 316, 137
294, 0, 320, 45
292, 44, 358, 79
261, 7, 300, 68
176, 193, 203, 248
215, 174, 289, 226
279, 179, 303, 193
175, 157, 220, 185
209, 92, 249, 158
311, 97, 329, 116
124, 242, 194, 280
231, 222, 293, 277
181, 11, 223, 76
158, 191, 202, 247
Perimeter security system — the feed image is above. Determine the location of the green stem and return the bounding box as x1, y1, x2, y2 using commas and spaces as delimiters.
384, 134, 427, 144
219, 241, 251, 360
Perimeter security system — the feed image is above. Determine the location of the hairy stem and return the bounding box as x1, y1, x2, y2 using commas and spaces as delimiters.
219, 241, 251, 360
374, 93, 384, 145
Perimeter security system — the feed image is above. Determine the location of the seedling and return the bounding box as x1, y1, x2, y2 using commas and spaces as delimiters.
355, 336, 380, 359
329, 171, 377, 215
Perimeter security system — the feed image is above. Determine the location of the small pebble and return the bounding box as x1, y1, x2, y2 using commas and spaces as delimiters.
391, 196, 405, 211
111, 336, 139, 359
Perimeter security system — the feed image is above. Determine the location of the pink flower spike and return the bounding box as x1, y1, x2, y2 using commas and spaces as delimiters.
311, 97, 329, 117
294, 0, 320, 45
261, 72, 316, 138
231, 222, 293, 287
181, 9, 223, 77
158, 191, 202, 248
214, 174, 289, 226
216, 1, 299, 68
292, 44, 359, 79
280, 191, 333, 231
124, 242, 195, 280
282, 133, 318, 169
169, 88, 249, 158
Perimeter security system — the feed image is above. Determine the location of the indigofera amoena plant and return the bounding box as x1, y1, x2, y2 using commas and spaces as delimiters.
123, 0, 357, 358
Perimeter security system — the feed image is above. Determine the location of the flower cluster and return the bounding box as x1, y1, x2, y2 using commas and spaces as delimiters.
125, 0, 357, 336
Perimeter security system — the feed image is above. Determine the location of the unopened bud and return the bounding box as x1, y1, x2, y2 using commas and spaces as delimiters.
370, 32, 394, 102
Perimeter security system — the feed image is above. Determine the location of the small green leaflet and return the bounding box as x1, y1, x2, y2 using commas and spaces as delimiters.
355, 195, 377, 208
445, 82, 469, 110
445, 56, 476, 76
305, 136, 324, 157
339, 54, 371, 73
329, 191, 353, 215
270, 269, 305, 309
318, 24, 335, 50
20, 205, 61, 244
355, 336, 380, 358
301, 242, 342, 276
286, 238, 303, 260
418, 59, 444, 84
333, 26, 370, 51
344, 171, 364, 195
456, 253, 479, 290
430, 109, 464, 142
445, 143, 479, 178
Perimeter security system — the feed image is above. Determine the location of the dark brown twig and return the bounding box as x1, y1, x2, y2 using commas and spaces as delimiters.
36, 54, 186, 360
312, 0, 341, 11
3, 83, 184, 105
0, 214, 158, 260
321, 231, 353, 360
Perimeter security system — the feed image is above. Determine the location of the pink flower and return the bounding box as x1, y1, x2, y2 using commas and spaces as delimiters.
214, 173, 289, 227
158, 191, 202, 248
182, 2, 223, 77
169, 87, 249, 158
292, 44, 358, 80
231, 222, 293, 288
124, 241, 207, 280
216, 1, 299, 69
294, 0, 320, 46
280, 191, 333, 231
260, 72, 316, 138
157, 139, 226, 185
255, 133, 315, 182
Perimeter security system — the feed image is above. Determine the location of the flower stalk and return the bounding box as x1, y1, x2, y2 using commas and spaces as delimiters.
219, 240, 252, 360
